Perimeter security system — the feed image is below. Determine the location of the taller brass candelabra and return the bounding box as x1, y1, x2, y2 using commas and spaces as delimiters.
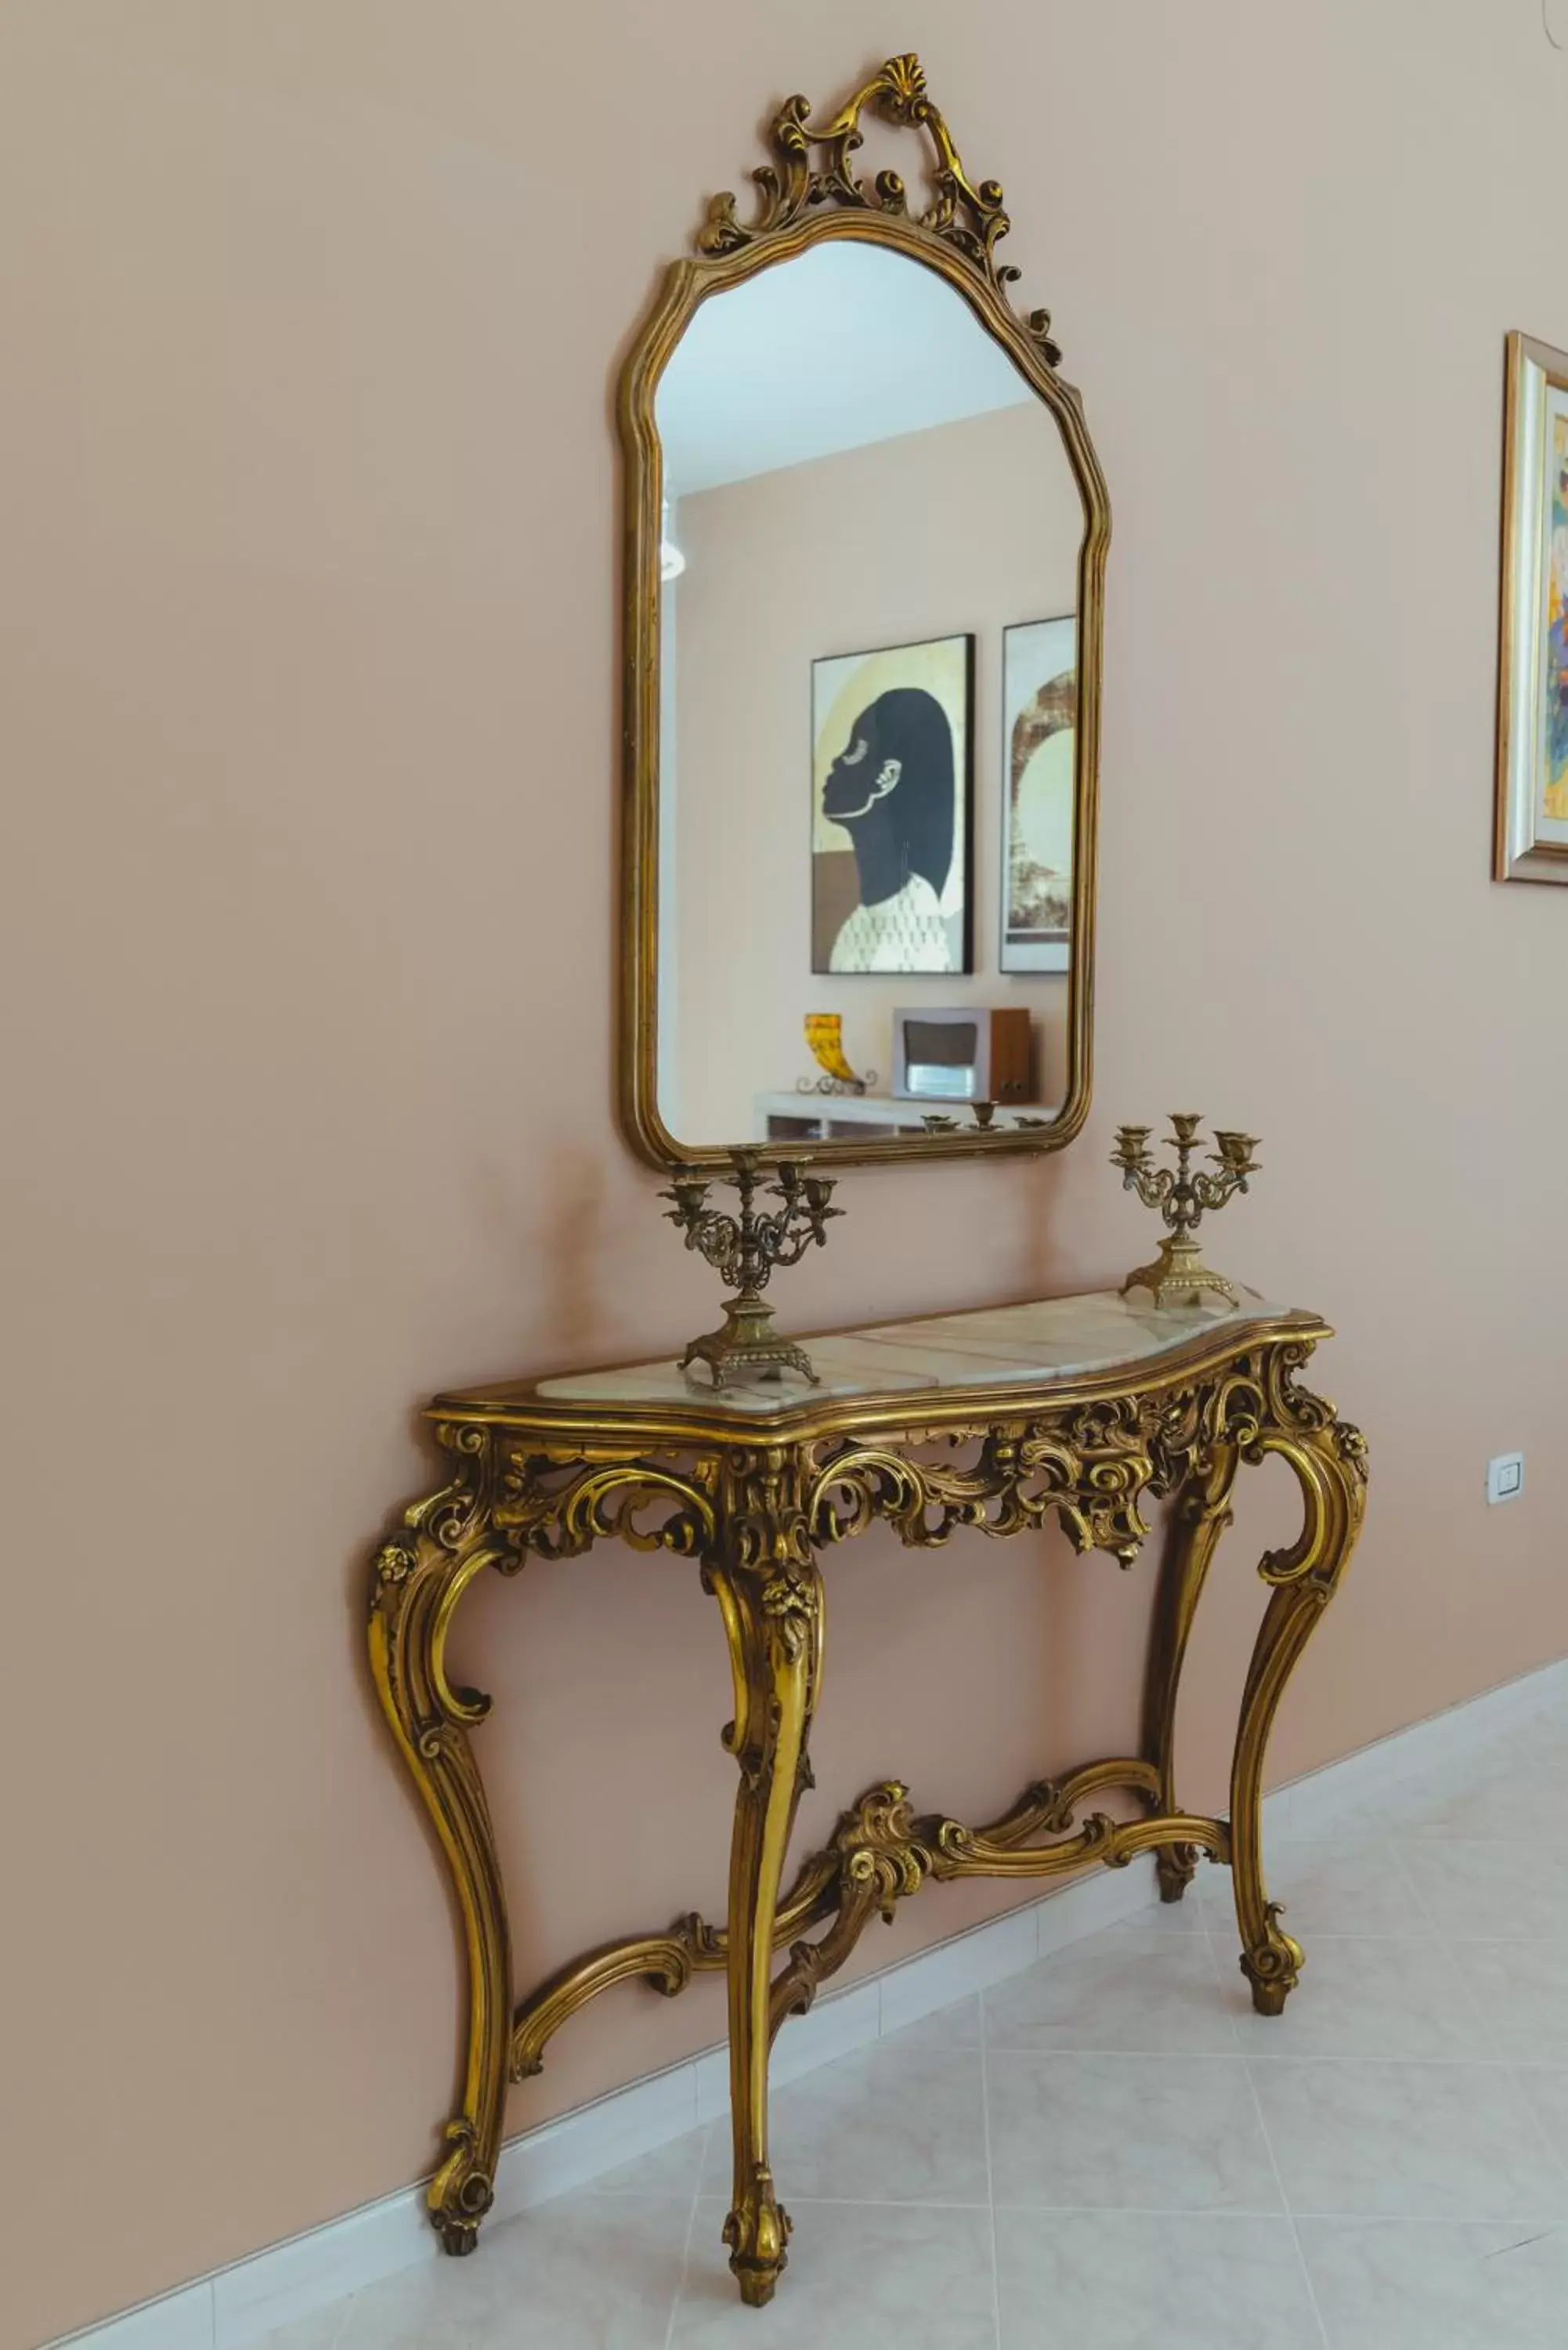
661, 1148, 842, 1389
1111, 1114, 1261, 1311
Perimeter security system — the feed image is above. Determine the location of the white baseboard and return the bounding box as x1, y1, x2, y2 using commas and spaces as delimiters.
50, 1652, 1568, 2350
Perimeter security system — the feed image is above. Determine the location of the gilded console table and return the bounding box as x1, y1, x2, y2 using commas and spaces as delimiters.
369, 1289, 1365, 2307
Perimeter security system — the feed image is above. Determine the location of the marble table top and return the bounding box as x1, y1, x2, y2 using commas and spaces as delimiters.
511, 1286, 1302, 1422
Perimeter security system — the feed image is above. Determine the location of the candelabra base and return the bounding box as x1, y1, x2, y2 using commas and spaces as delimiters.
1121, 1235, 1238, 1314
679, 1293, 821, 1390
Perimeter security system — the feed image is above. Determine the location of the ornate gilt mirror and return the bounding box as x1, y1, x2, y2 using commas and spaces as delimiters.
620, 56, 1109, 1167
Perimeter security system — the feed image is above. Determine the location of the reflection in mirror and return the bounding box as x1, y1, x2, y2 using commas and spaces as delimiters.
653, 239, 1088, 1155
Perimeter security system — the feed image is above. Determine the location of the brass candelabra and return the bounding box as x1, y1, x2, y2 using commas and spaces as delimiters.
1111, 1114, 1261, 1311
661, 1148, 843, 1389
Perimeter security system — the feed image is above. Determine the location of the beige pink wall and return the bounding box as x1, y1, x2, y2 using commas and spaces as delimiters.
670, 403, 1082, 1142
5, 3, 1567, 2343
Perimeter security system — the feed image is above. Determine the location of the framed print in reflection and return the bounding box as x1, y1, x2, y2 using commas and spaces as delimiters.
1001, 616, 1078, 970
1497, 331, 1568, 884
811, 632, 974, 974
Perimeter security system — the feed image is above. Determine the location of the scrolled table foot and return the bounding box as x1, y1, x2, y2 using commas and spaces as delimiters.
724, 2172, 792, 2306
1240, 1907, 1305, 2014
428, 2117, 496, 2254
1155, 1842, 1200, 1903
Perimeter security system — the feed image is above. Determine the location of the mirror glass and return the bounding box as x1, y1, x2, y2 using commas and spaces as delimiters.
653, 238, 1088, 1153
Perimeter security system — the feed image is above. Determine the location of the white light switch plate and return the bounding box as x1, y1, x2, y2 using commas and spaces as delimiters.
1487, 1452, 1526, 1505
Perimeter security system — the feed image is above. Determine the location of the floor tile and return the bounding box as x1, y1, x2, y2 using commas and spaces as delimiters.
988, 2052, 1279, 2212
1198, 1838, 1423, 1939
880, 1991, 984, 2050
1299, 2217, 1568, 2349
252, 2314, 346, 2350
1373, 1745, 1568, 1842
1449, 1943, 1568, 2063
671, 2200, 995, 2348
699, 2041, 990, 2205
1387, 1771, 1540, 1842
1219, 1934, 1479, 2057
995, 2209, 1323, 2348
983, 1927, 1237, 2053
1394, 1839, 1568, 1942
222, 1705, 1568, 2346
1283, 1743, 1548, 1843
1512, 2064, 1568, 2167
1252, 2058, 1566, 2221
332, 2194, 688, 2348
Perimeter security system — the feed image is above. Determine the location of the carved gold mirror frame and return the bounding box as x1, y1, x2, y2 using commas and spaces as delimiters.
618, 55, 1111, 1168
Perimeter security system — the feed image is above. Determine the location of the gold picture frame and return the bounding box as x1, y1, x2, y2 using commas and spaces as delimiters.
1496, 330, 1568, 883
616, 54, 1111, 1167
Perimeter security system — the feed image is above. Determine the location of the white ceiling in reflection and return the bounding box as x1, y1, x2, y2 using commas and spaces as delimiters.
657, 240, 1032, 498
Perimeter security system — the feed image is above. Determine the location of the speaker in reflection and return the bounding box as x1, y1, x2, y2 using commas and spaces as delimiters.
891, 1007, 1035, 1103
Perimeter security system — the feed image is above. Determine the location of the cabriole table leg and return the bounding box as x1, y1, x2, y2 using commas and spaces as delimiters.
1229, 1415, 1368, 2012
704, 1461, 823, 2307
370, 1502, 514, 2254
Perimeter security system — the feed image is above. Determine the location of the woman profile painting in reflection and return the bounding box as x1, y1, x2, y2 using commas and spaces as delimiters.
822, 688, 956, 973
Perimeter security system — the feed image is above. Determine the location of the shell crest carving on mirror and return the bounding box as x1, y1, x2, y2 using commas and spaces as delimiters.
696, 53, 1064, 370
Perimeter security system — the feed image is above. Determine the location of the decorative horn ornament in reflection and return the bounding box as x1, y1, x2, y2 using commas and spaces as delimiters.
661, 1149, 843, 1389
799, 1012, 876, 1097
1111, 1115, 1261, 1312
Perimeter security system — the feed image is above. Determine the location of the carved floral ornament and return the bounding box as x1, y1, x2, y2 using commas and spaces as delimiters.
373, 1338, 1364, 1602
695, 52, 1065, 369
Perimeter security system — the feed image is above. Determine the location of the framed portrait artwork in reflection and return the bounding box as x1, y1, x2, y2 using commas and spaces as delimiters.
1497, 331, 1568, 884
811, 633, 974, 974
1001, 616, 1078, 969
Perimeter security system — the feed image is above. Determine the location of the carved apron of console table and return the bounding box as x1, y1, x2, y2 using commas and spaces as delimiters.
369, 1289, 1366, 2307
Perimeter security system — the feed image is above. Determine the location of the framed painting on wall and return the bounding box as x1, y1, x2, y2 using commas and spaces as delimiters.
1497, 331, 1568, 884
811, 632, 974, 974
1001, 616, 1078, 969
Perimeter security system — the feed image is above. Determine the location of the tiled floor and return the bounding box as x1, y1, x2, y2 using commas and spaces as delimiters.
265, 1708, 1568, 2347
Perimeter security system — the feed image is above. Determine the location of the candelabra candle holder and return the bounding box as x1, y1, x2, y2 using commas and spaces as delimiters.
919, 1104, 996, 1133
1111, 1114, 1262, 1312
660, 1148, 843, 1389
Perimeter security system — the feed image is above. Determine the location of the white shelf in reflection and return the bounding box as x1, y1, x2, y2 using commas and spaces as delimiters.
754, 1090, 1060, 1141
